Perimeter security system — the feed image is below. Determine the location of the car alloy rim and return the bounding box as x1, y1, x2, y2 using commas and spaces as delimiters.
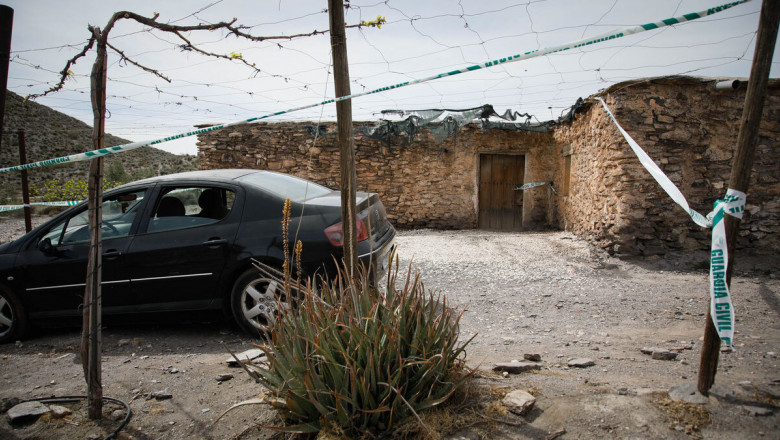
0, 294, 13, 338
240, 277, 281, 330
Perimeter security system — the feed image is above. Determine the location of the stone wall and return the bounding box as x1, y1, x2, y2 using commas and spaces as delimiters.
555, 77, 780, 255
198, 122, 556, 230
197, 76, 779, 256
553, 99, 627, 249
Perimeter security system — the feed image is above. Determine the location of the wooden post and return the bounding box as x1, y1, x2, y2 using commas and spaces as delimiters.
81, 26, 107, 420
17, 130, 32, 233
328, 0, 358, 276
0, 5, 13, 158
697, 0, 780, 395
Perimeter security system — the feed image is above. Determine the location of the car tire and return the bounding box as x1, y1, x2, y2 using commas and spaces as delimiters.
230, 268, 286, 337
0, 287, 28, 344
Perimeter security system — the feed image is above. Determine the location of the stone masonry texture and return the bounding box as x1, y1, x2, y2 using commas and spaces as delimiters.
197, 76, 778, 256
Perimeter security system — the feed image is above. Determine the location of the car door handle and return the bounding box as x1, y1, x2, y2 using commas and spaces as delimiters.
103, 250, 122, 259
202, 238, 228, 247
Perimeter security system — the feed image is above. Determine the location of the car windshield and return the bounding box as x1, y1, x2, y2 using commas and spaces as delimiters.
236, 171, 332, 202
40, 190, 146, 246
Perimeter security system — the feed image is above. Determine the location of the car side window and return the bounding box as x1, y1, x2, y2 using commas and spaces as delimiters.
147, 186, 235, 233
41, 190, 146, 246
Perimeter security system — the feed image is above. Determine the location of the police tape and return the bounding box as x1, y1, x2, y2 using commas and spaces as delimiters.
0, 201, 81, 212
708, 189, 744, 348
0, 0, 751, 175
597, 97, 743, 348
513, 181, 550, 191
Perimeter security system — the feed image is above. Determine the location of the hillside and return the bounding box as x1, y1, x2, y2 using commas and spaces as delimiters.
0, 90, 198, 202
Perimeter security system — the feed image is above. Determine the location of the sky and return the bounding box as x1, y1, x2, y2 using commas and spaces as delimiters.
3, 0, 775, 156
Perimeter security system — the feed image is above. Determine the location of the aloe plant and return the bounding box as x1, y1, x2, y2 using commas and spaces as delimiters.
248, 256, 473, 437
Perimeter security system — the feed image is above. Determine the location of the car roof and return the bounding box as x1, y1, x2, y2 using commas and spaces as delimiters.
122, 169, 258, 187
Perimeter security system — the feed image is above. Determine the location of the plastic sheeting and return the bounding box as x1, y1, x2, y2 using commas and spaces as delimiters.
358, 99, 585, 144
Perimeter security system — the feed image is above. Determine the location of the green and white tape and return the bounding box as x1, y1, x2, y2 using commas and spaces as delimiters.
0, 0, 750, 175
514, 181, 551, 191
597, 97, 745, 348
708, 188, 744, 347
0, 200, 81, 212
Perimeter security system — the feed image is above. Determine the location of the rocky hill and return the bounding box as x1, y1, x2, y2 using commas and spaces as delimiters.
0, 90, 198, 202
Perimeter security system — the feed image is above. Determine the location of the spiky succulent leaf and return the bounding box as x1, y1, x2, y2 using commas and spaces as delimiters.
247, 253, 472, 437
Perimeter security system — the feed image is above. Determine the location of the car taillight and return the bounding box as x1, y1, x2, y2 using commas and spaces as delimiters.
324, 217, 369, 246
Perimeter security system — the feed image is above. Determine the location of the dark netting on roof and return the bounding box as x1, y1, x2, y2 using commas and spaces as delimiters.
358, 98, 586, 144
358, 118, 421, 145
304, 124, 332, 137
358, 107, 485, 144
479, 119, 555, 133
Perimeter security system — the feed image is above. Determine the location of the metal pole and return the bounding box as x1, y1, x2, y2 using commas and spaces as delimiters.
17, 130, 31, 232
0, 6, 14, 158
697, 0, 780, 395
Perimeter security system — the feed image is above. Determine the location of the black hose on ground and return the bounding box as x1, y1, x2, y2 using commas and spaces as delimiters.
22, 395, 132, 440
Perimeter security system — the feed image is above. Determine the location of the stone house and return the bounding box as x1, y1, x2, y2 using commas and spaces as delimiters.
196, 76, 779, 256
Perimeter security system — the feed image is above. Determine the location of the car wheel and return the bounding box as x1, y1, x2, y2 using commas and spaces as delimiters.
230, 268, 287, 336
0, 287, 28, 344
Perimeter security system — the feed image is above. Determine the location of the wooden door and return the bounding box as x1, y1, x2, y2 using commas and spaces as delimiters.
478, 154, 524, 230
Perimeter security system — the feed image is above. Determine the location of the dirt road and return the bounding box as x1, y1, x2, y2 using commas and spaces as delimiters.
1, 219, 778, 439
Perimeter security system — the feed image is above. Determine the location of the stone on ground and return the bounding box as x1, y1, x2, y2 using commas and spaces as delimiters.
568, 358, 595, 368
493, 361, 542, 374
503, 390, 536, 415
668, 383, 709, 405
7, 401, 51, 424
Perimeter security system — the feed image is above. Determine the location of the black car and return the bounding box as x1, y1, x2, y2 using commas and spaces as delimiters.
0, 169, 396, 342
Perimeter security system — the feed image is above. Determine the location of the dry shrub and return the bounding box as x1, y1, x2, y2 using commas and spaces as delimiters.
654, 396, 711, 437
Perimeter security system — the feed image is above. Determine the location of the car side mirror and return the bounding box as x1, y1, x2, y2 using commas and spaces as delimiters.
39, 238, 55, 254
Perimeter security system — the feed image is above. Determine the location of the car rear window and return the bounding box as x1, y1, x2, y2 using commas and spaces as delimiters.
237, 171, 332, 202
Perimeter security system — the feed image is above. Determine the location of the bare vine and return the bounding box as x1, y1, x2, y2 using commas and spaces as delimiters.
27, 10, 385, 100
106, 42, 172, 83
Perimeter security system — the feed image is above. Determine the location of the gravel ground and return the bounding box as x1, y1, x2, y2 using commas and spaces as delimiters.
395, 229, 780, 438
1, 216, 779, 439
0, 214, 52, 243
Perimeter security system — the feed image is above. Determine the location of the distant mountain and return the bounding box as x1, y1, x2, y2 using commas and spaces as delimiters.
0, 90, 198, 202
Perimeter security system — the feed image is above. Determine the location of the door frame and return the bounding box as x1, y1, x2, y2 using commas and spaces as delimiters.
477, 153, 526, 231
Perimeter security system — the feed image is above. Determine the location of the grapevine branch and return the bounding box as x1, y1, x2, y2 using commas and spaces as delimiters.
228, 15, 386, 42
107, 42, 172, 83
26, 10, 385, 100
29, 34, 97, 99
169, 29, 262, 73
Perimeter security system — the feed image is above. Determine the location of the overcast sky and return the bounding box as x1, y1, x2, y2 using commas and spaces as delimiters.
4, 0, 774, 156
